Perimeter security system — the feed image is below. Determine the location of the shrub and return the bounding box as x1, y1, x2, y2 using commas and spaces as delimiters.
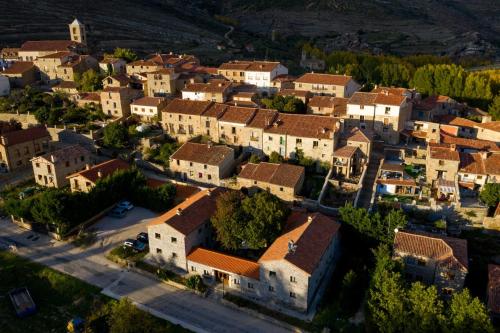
186, 275, 206, 292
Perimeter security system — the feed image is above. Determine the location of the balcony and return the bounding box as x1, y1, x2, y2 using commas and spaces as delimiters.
250, 136, 259, 142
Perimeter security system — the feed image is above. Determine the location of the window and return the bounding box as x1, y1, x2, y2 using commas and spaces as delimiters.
191, 266, 196, 272
313, 141, 318, 148
360, 115, 365, 122
156, 248, 162, 254
268, 136, 273, 141
231, 127, 236, 134
155, 233, 161, 239
233, 279, 240, 285
439, 160, 444, 166
296, 138, 302, 145
360, 105, 364, 110
477, 175, 482, 180
172, 252, 177, 258
268, 286, 275, 292
65, 161, 70, 167
385, 106, 390, 114
171, 237, 177, 243
289, 292, 296, 298
269, 271, 276, 278
445, 272, 455, 280
204, 270, 209, 275
207, 175, 212, 180
442, 288, 453, 295
198, 172, 202, 178
280, 187, 283, 191
35, 163, 40, 168
80, 156, 85, 162
290, 276, 296, 283
189, 162, 193, 167
248, 283, 254, 289
204, 164, 207, 169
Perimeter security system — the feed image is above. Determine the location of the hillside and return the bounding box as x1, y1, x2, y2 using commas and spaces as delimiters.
0, 0, 498, 63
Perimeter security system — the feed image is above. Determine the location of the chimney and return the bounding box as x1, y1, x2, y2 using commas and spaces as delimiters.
450, 144, 457, 151
1, 135, 7, 146
50, 155, 56, 163
85, 164, 91, 170
307, 215, 313, 223
176, 208, 183, 215
480, 151, 490, 160
207, 141, 213, 148
97, 170, 103, 178
207, 188, 212, 196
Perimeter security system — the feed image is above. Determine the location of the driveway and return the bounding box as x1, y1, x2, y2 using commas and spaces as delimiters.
0, 218, 298, 333
92, 207, 158, 248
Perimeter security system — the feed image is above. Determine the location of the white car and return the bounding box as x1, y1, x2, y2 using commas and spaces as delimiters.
117, 201, 134, 211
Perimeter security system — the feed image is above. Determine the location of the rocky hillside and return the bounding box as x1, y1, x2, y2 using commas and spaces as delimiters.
0, 0, 498, 61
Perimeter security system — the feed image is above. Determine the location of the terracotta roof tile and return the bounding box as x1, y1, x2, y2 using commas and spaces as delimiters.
219, 60, 280, 72
131, 96, 165, 107
182, 80, 231, 94
239, 162, 304, 188
0, 126, 50, 147
373, 93, 406, 106
203, 103, 228, 119
475, 121, 500, 132
459, 152, 486, 174
66, 159, 129, 183
148, 188, 224, 235
295, 73, 353, 86
1, 61, 34, 74
259, 211, 340, 275
218, 106, 257, 124
19, 40, 80, 52
348, 92, 378, 106
343, 127, 372, 143
435, 115, 478, 128
162, 99, 213, 116
265, 113, 338, 139
32, 145, 88, 165
334, 145, 358, 158
429, 143, 460, 161
483, 153, 500, 175
308, 96, 347, 110
394, 230, 468, 270
187, 247, 260, 280
488, 264, 500, 314
171, 142, 233, 165
54, 81, 77, 89
371, 87, 410, 96
36, 51, 73, 59
247, 109, 278, 129
278, 89, 312, 98
440, 133, 499, 152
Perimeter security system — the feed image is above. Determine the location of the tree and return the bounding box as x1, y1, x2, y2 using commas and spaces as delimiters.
0, 119, 22, 134
268, 151, 283, 164
379, 63, 410, 87
103, 122, 129, 148
479, 183, 500, 208
107, 298, 157, 333
211, 191, 247, 250
241, 191, 288, 248
445, 289, 494, 333
261, 95, 306, 114
488, 95, 500, 121
410, 65, 435, 95
406, 283, 444, 332
110, 48, 138, 63
248, 154, 261, 163
30, 189, 69, 233
75, 69, 103, 92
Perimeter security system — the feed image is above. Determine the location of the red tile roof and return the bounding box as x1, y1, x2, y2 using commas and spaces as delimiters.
131, 96, 165, 107
149, 188, 224, 235
218, 106, 257, 124
429, 143, 460, 161
435, 115, 478, 128
377, 178, 417, 186
36, 51, 73, 59
348, 92, 378, 106
475, 121, 500, 132
238, 162, 304, 188
0, 126, 50, 147
259, 211, 340, 274
1, 61, 35, 74
308, 96, 347, 110
182, 80, 231, 94
343, 127, 373, 143
19, 40, 80, 52
265, 113, 338, 139
66, 159, 129, 183
187, 247, 260, 280
33, 144, 88, 165
373, 93, 406, 106
278, 89, 312, 98
162, 99, 213, 116
219, 60, 281, 72
371, 87, 410, 96
171, 142, 233, 165
488, 264, 500, 315
295, 73, 353, 86
247, 109, 279, 129
440, 133, 499, 152
334, 145, 358, 158
394, 230, 468, 270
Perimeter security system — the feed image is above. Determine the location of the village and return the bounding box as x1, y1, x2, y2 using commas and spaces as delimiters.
0, 18, 499, 333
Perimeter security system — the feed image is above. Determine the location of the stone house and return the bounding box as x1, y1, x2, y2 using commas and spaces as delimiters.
332, 145, 362, 179
258, 211, 341, 312
130, 96, 168, 122
340, 127, 372, 160
181, 79, 232, 103
217, 106, 258, 147
393, 230, 468, 295
294, 73, 360, 98
474, 122, 500, 143
52, 81, 78, 95
147, 188, 224, 270
435, 115, 479, 139
458, 152, 500, 190
426, 143, 460, 183
217, 60, 288, 95
169, 142, 235, 186
102, 73, 133, 89
240, 108, 279, 155
413, 95, 460, 121
270, 74, 295, 92
31, 144, 90, 188
146, 68, 180, 97
237, 162, 305, 201
161, 99, 214, 142
263, 114, 339, 163
0, 61, 37, 88
0, 127, 51, 172
346, 91, 412, 145
67, 158, 129, 193
100, 87, 143, 118
34, 52, 97, 84
56, 54, 98, 82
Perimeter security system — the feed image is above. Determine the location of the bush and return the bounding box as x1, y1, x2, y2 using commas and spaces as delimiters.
185, 275, 207, 292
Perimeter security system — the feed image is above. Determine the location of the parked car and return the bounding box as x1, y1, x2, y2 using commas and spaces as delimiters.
136, 232, 148, 244
108, 206, 127, 218
123, 239, 146, 252
117, 200, 134, 211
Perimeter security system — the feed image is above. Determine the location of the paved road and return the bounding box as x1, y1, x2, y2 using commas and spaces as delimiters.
0, 217, 297, 333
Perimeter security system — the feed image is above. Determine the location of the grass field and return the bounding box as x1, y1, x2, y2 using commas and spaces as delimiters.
0, 250, 104, 333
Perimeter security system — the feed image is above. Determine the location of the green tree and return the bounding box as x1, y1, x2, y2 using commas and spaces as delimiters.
103, 122, 129, 148
211, 191, 247, 250
108, 298, 157, 333
268, 151, 283, 164
75, 69, 103, 92
30, 189, 69, 233
488, 95, 500, 120
410, 65, 435, 95
241, 191, 288, 248
248, 154, 261, 163
379, 63, 410, 87
261, 95, 306, 114
445, 289, 494, 333
406, 283, 444, 332
479, 183, 500, 208
111, 48, 138, 63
